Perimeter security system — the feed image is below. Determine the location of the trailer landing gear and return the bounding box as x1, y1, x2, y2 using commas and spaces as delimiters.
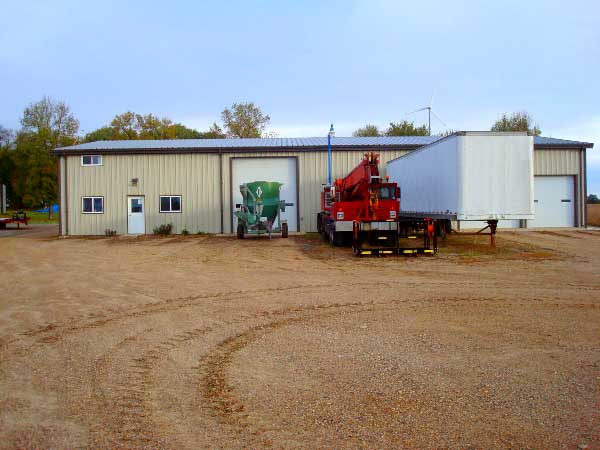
453, 219, 498, 246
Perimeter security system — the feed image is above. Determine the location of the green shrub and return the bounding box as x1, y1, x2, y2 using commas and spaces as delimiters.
153, 223, 173, 235
181, 228, 189, 235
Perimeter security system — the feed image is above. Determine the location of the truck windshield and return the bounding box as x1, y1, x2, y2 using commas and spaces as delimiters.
378, 186, 394, 199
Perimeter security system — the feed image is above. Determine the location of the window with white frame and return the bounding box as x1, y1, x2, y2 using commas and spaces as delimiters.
81, 155, 102, 166
82, 196, 104, 213
159, 195, 182, 213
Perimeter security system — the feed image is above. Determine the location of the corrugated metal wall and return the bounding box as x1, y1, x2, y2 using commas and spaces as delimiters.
64, 153, 220, 235
534, 149, 579, 175
62, 147, 584, 235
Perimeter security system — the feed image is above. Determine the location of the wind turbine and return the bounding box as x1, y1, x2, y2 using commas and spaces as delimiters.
405, 90, 447, 135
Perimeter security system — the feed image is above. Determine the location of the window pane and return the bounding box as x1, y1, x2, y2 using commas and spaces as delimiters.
82, 156, 92, 165
171, 196, 181, 212
92, 155, 101, 165
160, 197, 170, 212
83, 197, 92, 212
131, 199, 143, 213
93, 197, 103, 212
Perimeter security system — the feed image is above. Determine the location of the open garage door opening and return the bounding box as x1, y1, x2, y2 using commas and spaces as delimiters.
231, 157, 298, 232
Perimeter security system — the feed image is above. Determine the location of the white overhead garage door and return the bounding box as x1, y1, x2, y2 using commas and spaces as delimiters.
529, 176, 575, 227
231, 158, 298, 232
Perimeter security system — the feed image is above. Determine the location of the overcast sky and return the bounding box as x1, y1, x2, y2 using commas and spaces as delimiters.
2, 0, 599, 194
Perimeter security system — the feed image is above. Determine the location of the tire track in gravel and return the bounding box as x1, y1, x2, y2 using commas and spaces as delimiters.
197, 300, 382, 448
2, 283, 338, 355
3, 274, 597, 360
88, 300, 381, 448
196, 296, 600, 446
93, 326, 214, 449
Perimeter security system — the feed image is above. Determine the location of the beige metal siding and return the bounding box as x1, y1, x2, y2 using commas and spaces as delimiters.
221, 149, 410, 233
62, 147, 586, 235
534, 149, 579, 175
65, 153, 221, 235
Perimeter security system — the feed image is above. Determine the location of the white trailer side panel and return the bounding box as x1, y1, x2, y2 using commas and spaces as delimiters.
388, 137, 460, 216
459, 134, 534, 220
386, 132, 534, 221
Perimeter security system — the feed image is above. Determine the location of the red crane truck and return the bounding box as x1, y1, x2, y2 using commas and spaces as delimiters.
317, 152, 437, 256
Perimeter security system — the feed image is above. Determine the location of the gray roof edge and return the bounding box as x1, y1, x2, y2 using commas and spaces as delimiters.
52, 134, 594, 154
52, 143, 429, 155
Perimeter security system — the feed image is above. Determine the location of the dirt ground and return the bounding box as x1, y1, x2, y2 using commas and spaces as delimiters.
1, 225, 599, 449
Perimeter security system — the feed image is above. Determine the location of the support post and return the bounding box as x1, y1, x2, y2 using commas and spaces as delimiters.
488, 220, 498, 247
1, 184, 6, 214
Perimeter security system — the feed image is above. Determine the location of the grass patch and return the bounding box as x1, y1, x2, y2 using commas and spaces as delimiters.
439, 233, 559, 262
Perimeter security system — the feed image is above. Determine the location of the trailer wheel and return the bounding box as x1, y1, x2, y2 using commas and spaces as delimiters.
237, 223, 245, 239
281, 222, 288, 238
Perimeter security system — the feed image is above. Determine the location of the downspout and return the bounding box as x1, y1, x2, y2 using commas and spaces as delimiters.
65, 156, 69, 235
58, 155, 62, 235
582, 145, 587, 227
219, 148, 223, 234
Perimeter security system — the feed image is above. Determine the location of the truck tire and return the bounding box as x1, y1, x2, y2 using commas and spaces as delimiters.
282, 222, 288, 238
237, 223, 245, 239
329, 229, 342, 246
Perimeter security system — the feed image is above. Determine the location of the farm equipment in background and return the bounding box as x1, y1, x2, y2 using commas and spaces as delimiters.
235, 181, 294, 239
0, 211, 30, 230
317, 152, 437, 256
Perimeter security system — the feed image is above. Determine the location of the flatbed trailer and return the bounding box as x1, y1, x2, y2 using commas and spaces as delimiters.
0, 212, 30, 229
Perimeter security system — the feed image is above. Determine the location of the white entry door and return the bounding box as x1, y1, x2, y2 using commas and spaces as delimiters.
529, 176, 575, 227
128, 196, 145, 234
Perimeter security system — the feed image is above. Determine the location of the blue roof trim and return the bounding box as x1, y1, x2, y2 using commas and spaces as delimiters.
55, 135, 593, 152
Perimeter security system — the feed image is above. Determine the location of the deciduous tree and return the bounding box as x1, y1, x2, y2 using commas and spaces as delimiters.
491, 111, 541, 136
353, 124, 381, 137
16, 97, 79, 217
385, 120, 429, 136
221, 102, 270, 138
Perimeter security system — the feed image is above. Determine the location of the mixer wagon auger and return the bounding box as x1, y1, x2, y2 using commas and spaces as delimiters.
317, 152, 438, 256
234, 181, 294, 239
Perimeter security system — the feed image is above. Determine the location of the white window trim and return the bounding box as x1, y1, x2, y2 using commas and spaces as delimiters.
159, 195, 182, 213
81, 155, 103, 166
82, 196, 104, 214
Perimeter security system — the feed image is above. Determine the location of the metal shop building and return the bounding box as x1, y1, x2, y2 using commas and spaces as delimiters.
53, 135, 593, 236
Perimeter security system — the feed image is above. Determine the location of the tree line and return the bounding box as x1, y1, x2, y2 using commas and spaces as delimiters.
0, 98, 271, 215
352, 112, 541, 137
0, 95, 542, 217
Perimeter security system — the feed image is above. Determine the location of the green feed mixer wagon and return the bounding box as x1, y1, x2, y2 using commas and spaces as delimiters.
234, 181, 294, 239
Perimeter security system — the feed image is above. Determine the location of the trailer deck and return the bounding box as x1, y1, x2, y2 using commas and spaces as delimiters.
0, 212, 30, 229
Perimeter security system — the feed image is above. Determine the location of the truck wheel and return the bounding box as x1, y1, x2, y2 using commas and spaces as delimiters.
237, 223, 245, 239
282, 222, 288, 238
438, 222, 447, 240
329, 230, 340, 246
